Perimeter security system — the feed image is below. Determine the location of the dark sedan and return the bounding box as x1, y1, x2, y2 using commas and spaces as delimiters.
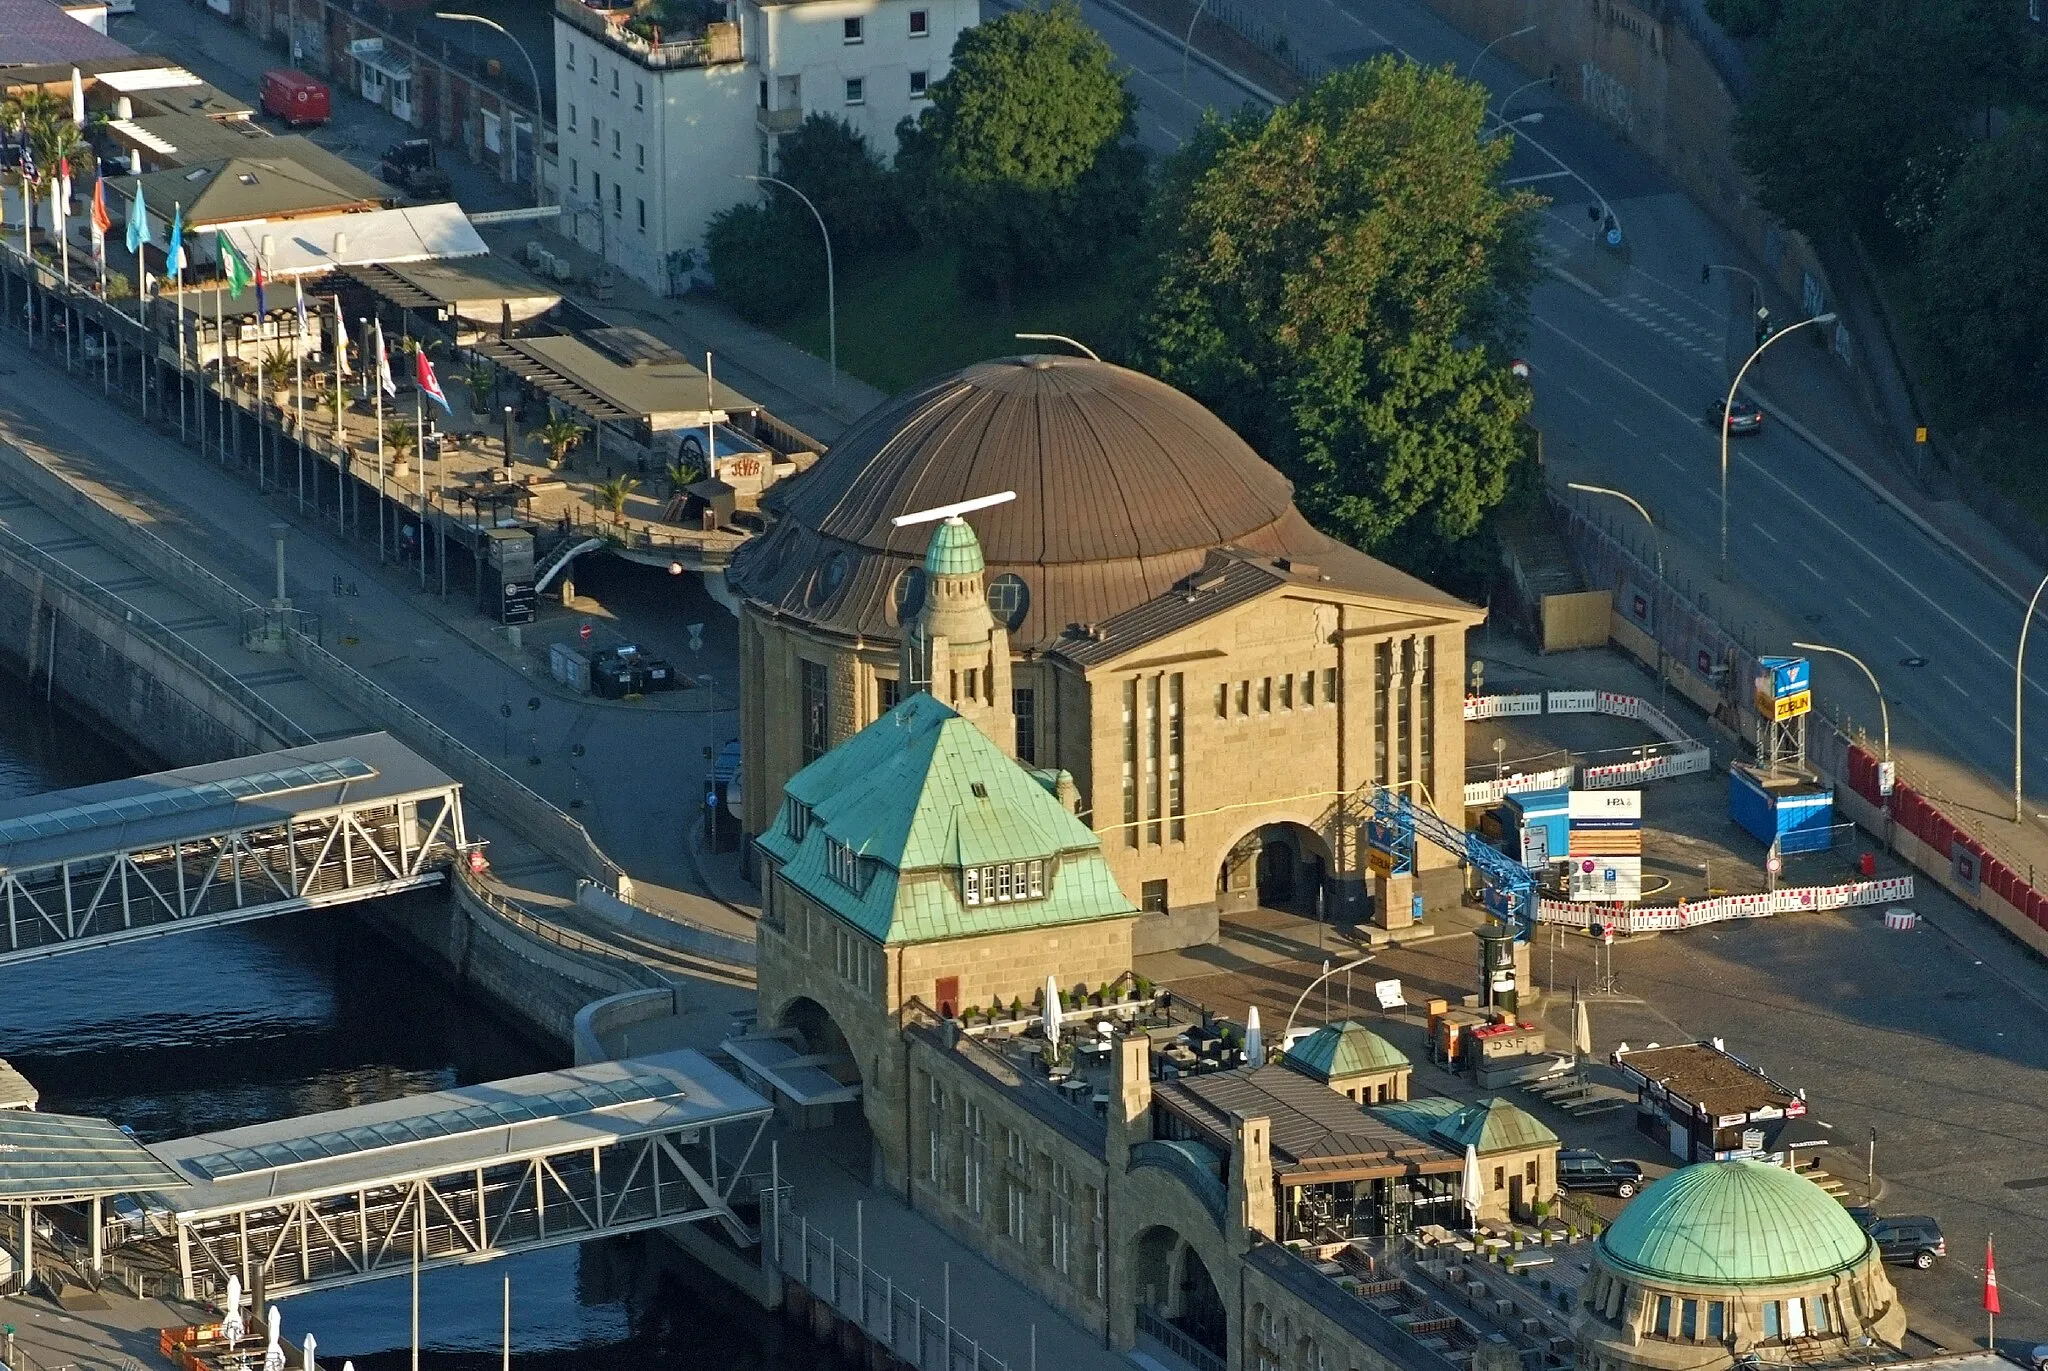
1557, 1149, 1645, 1198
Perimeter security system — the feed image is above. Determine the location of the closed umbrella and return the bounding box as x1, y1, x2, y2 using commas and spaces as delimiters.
302, 1333, 317, 1371
1461, 1143, 1483, 1233
263, 1305, 285, 1371
1245, 1006, 1263, 1066
1044, 974, 1063, 1045
221, 1275, 245, 1346
1573, 994, 1593, 1058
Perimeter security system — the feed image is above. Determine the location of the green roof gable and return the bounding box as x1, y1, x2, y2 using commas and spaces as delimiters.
1284, 1021, 1409, 1082
758, 694, 1137, 945
1374, 1096, 1558, 1154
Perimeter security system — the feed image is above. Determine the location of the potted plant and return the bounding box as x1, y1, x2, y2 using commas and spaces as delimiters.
464, 362, 495, 414
533, 415, 587, 471
1009, 995, 1024, 1021
666, 459, 703, 495
383, 418, 417, 476
594, 474, 638, 528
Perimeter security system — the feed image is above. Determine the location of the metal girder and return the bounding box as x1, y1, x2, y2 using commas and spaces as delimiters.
0, 788, 463, 964
170, 1113, 766, 1301
1371, 787, 1536, 940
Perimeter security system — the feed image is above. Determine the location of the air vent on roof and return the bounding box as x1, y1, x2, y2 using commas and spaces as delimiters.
237, 172, 258, 184
184, 167, 209, 180
970, 783, 988, 799
1276, 558, 1318, 577
583, 326, 686, 368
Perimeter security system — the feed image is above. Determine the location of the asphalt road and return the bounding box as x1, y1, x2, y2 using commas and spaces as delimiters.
1075, 0, 2048, 819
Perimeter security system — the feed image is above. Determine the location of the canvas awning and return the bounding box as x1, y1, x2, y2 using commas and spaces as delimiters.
217, 204, 486, 278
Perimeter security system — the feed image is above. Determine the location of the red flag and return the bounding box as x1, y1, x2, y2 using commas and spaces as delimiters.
90, 174, 111, 237
1985, 1236, 2001, 1315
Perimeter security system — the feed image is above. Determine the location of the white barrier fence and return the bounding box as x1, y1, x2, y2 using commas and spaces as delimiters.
1536, 876, 1915, 932
1462, 690, 1711, 794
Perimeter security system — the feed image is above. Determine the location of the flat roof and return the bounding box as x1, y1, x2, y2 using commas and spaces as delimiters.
723, 1030, 861, 1106
0, 1057, 38, 1110
345, 252, 554, 317
0, 733, 456, 870
473, 330, 755, 428
0, 0, 135, 64
1158, 1065, 1462, 1184
149, 1049, 771, 1216
1614, 1042, 1805, 1122
0, 1110, 189, 1201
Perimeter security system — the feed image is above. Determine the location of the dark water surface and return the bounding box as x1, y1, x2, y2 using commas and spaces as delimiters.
0, 691, 794, 1370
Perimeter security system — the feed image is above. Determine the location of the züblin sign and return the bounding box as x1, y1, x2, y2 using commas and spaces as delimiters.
1754, 655, 1811, 723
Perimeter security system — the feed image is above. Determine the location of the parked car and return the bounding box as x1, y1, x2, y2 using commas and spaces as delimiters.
1869, 1216, 1946, 1268
380, 139, 451, 199
1842, 1205, 1879, 1232
1708, 396, 1765, 436
1556, 1149, 1645, 1198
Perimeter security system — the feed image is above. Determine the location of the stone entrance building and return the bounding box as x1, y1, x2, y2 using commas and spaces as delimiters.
730, 354, 1485, 949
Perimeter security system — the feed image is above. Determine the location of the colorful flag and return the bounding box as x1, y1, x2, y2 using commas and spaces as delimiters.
19, 129, 35, 187
331, 295, 351, 377
90, 172, 110, 237
373, 319, 396, 397
253, 259, 266, 317
295, 278, 308, 338
58, 155, 69, 205
124, 177, 149, 254
164, 201, 183, 277
415, 346, 450, 414
220, 233, 252, 296
1985, 1236, 2000, 1315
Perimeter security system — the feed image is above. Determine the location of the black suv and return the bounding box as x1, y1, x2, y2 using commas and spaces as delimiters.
1557, 1149, 1645, 1199
1869, 1217, 1946, 1269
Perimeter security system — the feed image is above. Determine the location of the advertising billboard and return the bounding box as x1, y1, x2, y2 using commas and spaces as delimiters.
1754, 655, 1812, 721
1569, 856, 1643, 902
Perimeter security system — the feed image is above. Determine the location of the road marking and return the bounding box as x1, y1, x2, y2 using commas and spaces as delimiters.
1941, 674, 1970, 698
1751, 522, 1779, 545
1894, 636, 1918, 655
1563, 385, 1591, 406
1613, 419, 1637, 437
1657, 451, 1685, 472
1844, 596, 1872, 618
1798, 559, 1825, 580
1507, 170, 1574, 185
1994, 718, 2015, 735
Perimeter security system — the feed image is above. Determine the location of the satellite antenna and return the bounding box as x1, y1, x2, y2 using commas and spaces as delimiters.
890, 491, 1017, 529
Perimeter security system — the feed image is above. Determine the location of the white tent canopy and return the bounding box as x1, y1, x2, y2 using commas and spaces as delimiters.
218, 204, 488, 278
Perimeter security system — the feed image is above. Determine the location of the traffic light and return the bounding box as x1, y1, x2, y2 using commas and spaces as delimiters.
1754, 305, 1773, 345
1701, 264, 1712, 284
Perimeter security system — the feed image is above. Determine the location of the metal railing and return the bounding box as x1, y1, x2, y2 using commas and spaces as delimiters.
458, 866, 669, 990
1136, 1307, 1226, 1371
774, 1196, 1010, 1371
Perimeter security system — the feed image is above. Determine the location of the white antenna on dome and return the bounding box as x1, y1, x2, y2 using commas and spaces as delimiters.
1015, 332, 1100, 361
891, 491, 1017, 529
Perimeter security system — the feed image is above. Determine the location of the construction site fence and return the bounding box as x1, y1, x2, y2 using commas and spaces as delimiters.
1459, 690, 1710, 803
1536, 875, 1915, 932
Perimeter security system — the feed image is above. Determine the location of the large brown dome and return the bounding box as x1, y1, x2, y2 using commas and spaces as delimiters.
732, 355, 1457, 650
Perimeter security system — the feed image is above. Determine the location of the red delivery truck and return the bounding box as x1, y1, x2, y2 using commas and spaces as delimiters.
260, 70, 330, 127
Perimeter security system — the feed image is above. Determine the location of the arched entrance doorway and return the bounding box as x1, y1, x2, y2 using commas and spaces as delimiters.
1132, 1225, 1228, 1366
1219, 822, 1331, 916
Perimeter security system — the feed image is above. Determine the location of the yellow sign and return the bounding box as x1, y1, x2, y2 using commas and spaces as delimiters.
1914, 426, 1928, 444
1367, 847, 1393, 877
1755, 687, 1811, 722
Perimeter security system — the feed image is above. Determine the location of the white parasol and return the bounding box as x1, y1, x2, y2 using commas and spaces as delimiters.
221, 1275, 246, 1346
1044, 974, 1063, 1045
263, 1305, 285, 1371
1461, 1143, 1483, 1233
1245, 1006, 1263, 1065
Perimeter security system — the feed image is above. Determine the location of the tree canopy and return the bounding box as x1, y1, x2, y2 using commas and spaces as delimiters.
1138, 57, 1538, 579
899, 0, 1141, 300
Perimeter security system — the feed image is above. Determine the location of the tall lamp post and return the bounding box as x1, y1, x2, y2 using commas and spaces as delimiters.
1467, 22, 1536, 76
435, 13, 547, 209
1794, 640, 1891, 806
1496, 74, 1554, 117
1718, 312, 1836, 577
1283, 955, 1375, 1041
1569, 482, 1664, 701
1180, 0, 1211, 106
738, 174, 835, 395
2015, 571, 2048, 823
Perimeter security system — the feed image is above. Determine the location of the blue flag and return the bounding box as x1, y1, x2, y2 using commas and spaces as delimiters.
124, 178, 150, 254
164, 202, 184, 276
18, 129, 35, 186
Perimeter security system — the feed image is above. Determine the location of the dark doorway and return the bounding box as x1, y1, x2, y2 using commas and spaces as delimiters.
1256, 837, 1296, 906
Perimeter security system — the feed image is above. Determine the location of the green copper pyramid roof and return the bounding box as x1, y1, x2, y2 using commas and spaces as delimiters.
1373, 1095, 1557, 1155
1598, 1160, 1872, 1287
758, 694, 1137, 945
1284, 1021, 1409, 1082
924, 518, 986, 577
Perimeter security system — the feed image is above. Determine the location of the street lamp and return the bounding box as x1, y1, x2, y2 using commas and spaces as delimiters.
2015, 571, 2048, 823
1793, 640, 1890, 795
738, 174, 835, 394
1014, 332, 1100, 361
1496, 74, 1554, 117
1467, 22, 1536, 77
435, 13, 546, 208
1283, 955, 1375, 1042
1180, 0, 1211, 107
1569, 482, 1664, 700
1480, 111, 1542, 144
1718, 312, 1837, 576
1702, 262, 1770, 350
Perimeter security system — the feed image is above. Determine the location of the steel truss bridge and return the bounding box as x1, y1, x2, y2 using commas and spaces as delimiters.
141, 1050, 774, 1301
0, 733, 464, 965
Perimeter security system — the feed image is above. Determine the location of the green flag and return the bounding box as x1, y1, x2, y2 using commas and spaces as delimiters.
220, 234, 251, 297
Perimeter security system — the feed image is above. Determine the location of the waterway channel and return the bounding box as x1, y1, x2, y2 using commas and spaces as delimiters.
0, 687, 797, 1371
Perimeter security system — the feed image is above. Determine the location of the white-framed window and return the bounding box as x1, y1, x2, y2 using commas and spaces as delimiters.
963, 865, 979, 904
910, 69, 928, 97
995, 864, 1012, 900
963, 860, 1044, 906
612, 129, 621, 158
1006, 1127, 1028, 1167
567, 103, 577, 132
963, 1101, 986, 1213
909, 7, 928, 35
636, 142, 646, 170
611, 68, 620, 95
636, 198, 646, 231
634, 80, 645, 108
844, 77, 865, 105
843, 14, 864, 41
1006, 1180, 1028, 1243
1028, 859, 1044, 896
1049, 1164, 1072, 1274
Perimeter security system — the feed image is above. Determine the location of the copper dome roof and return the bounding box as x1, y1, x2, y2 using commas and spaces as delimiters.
732, 355, 1467, 651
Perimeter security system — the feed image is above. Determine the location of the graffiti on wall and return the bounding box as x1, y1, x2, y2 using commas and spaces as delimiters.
1580, 61, 1638, 136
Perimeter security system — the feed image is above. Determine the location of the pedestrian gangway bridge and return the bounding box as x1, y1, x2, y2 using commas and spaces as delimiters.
0, 733, 464, 965
0, 1050, 773, 1301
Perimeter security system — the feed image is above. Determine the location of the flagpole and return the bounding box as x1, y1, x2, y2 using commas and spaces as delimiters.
416, 382, 427, 590
332, 298, 344, 537
255, 305, 266, 490
295, 291, 306, 516
375, 325, 386, 564
215, 281, 226, 465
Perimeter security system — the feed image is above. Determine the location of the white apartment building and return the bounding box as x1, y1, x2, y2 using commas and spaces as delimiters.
553, 0, 974, 295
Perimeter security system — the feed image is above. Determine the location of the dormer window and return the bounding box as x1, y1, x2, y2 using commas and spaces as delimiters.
963, 859, 1045, 905
827, 838, 860, 890
785, 802, 811, 841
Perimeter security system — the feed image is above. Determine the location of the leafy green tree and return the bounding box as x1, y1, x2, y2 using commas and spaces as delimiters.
902, 0, 1141, 301
1139, 57, 1537, 576
1702, 0, 1780, 39
1910, 115, 2048, 418
2, 89, 91, 232
704, 200, 818, 324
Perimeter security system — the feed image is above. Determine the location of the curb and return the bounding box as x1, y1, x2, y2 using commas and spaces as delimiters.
1045, 0, 1283, 109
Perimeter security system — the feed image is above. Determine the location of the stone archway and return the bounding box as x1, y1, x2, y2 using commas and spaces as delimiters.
1217, 820, 1333, 917
1132, 1224, 1229, 1365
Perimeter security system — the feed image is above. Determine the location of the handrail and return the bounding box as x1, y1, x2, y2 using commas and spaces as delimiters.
457, 865, 668, 989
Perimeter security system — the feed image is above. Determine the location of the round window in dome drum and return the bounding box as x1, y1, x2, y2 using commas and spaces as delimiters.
892, 566, 927, 624
808, 551, 849, 609
986, 573, 1029, 631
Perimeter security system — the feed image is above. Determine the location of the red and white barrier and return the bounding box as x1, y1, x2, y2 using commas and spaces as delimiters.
1536, 876, 1915, 932
1462, 690, 1711, 792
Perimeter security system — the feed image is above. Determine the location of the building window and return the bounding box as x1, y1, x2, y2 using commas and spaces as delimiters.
844, 77, 865, 105
1121, 678, 1138, 847
880, 676, 903, 712
844, 14, 864, 41
568, 103, 578, 132
1679, 1300, 1697, 1340
1144, 675, 1161, 845
1809, 1297, 1830, 1333
1006, 1180, 1029, 1242
1167, 672, 1184, 839
636, 142, 646, 170
592, 171, 601, 205
1013, 685, 1036, 762
1235, 680, 1250, 716
801, 660, 829, 764
611, 68, 620, 95
827, 837, 859, 889
565, 41, 576, 70
637, 198, 646, 231
1258, 677, 1272, 713
1028, 859, 1044, 895
1140, 879, 1167, 913
1215, 683, 1228, 719
612, 129, 621, 158
925, 1075, 944, 1181
963, 1102, 986, 1213
1492, 1165, 1504, 1191
1050, 1164, 1073, 1274
568, 158, 578, 191
1397, 638, 1414, 787
1373, 643, 1391, 785
589, 54, 597, 83
1706, 1303, 1725, 1340
910, 69, 928, 97
1419, 635, 1435, 797
784, 802, 810, 841
1279, 674, 1293, 710
1094, 1189, 1106, 1298
635, 81, 644, 109
1301, 669, 1315, 706
909, 6, 928, 34
964, 861, 1044, 905
964, 865, 979, 904
1785, 1297, 1808, 1338
1652, 1295, 1672, 1338
591, 115, 600, 145
612, 183, 622, 216
833, 925, 875, 991
1761, 1301, 1781, 1339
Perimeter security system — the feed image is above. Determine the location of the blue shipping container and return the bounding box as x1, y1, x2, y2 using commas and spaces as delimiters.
1729, 766, 1835, 854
